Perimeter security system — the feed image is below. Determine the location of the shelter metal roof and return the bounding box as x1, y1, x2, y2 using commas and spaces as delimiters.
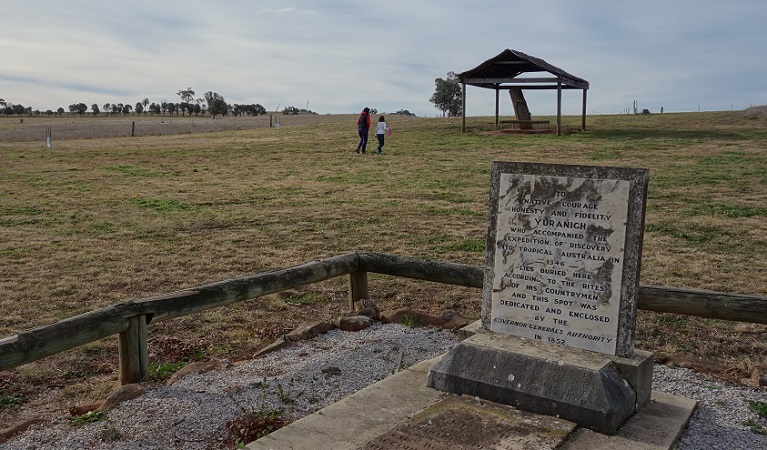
458, 49, 589, 90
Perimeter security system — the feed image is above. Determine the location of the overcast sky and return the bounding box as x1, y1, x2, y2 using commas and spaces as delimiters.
2, 1, 766, 117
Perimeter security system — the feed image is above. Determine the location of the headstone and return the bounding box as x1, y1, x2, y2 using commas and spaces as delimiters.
482, 161, 648, 357
428, 162, 652, 434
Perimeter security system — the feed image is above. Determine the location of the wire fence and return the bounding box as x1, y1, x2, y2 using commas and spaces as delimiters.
0, 114, 356, 143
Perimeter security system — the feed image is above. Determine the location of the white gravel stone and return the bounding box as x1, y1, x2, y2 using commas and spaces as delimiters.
2, 323, 766, 449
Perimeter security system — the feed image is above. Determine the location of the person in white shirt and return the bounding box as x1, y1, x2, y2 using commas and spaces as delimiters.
374, 115, 390, 154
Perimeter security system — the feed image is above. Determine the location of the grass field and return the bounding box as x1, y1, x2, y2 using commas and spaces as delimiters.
1, 110, 766, 423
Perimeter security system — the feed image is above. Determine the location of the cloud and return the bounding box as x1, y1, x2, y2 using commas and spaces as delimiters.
1, 1, 766, 116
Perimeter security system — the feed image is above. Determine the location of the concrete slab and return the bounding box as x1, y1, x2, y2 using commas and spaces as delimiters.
560, 391, 698, 450
246, 356, 696, 450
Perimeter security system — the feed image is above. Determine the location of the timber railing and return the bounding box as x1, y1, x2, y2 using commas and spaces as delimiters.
1, 251, 766, 385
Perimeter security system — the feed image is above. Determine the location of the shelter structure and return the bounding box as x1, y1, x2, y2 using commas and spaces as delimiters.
458, 49, 589, 135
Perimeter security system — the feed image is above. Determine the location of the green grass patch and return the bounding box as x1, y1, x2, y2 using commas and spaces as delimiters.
401, 315, 421, 328
0, 389, 20, 408
645, 222, 738, 246
682, 201, 767, 218
71, 410, 107, 426
128, 197, 198, 212
742, 419, 767, 435
749, 400, 767, 418
439, 238, 486, 253
106, 165, 179, 177
285, 292, 327, 306
148, 362, 186, 382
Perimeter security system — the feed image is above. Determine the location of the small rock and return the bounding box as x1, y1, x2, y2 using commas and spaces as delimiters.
0, 418, 48, 444
442, 313, 473, 330
253, 337, 290, 358
380, 307, 416, 324
354, 298, 378, 311
167, 361, 217, 386
414, 311, 446, 327
379, 307, 446, 327
750, 366, 767, 387
69, 402, 103, 416
286, 320, 336, 342
338, 315, 372, 332
99, 384, 147, 411
357, 306, 380, 320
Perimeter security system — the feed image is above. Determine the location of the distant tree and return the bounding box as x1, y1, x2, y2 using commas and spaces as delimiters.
166, 102, 176, 115
142, 98, 149, 112
149, 103, 161, 115
57, 107, 65, 116
282, 106, 299, 115
193, 98, 205, 116
122, 104, 132, 115
135, 102, 144, 115
204, 91, 228, 117
177, 88, 195, 105
393, 109, 416, 116
45, 109, 54, 116
103, 103, 111, 115
13, 104, 26, 116
0, 98, 5, 108
67, 103, 86, 115
430, 71, 462, 117
91, 104, 100, 116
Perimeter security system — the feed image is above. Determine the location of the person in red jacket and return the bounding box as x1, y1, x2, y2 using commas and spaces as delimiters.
355, 107, 371, 154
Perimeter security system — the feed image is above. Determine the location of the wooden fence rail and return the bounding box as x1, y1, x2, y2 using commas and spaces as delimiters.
1, 251, 765, 384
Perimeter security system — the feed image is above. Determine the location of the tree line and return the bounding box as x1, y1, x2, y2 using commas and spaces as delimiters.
0, 88, 304, 119
3, 76, 458, 119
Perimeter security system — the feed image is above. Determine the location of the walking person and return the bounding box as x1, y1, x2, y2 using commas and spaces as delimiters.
355, 107, 371, 154
374, 115, 390, 154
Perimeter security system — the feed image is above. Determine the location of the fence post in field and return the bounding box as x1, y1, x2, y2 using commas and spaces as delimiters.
131, 122, 135, 137
118, 315, 148, 384
348, 271, 369, 312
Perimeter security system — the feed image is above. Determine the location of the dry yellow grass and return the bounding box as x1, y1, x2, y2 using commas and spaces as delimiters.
1, 111, 766, 424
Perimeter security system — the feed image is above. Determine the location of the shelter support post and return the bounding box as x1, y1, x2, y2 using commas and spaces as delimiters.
461, 83, 467, 133
556, 81, 562, 136
495, 87, 500, 129
582, 89, 587, 131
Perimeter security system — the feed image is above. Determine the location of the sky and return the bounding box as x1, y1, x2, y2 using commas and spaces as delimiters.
2, 1, 766, 117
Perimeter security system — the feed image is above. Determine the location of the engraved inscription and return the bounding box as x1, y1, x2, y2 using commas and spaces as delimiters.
490, 173, 630, 354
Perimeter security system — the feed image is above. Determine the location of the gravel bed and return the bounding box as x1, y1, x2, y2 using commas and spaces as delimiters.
2, 323, 766, 449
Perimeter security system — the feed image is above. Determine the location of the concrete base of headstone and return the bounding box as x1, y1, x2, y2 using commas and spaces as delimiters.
428, 332, 652, 434
458, 320, 655, 408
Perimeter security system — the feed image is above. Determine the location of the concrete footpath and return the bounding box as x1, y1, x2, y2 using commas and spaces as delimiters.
246, 356, 697, 450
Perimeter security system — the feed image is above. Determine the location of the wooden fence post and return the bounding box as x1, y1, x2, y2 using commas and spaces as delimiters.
348, 271, 369, 312
118, 315, 148, 385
